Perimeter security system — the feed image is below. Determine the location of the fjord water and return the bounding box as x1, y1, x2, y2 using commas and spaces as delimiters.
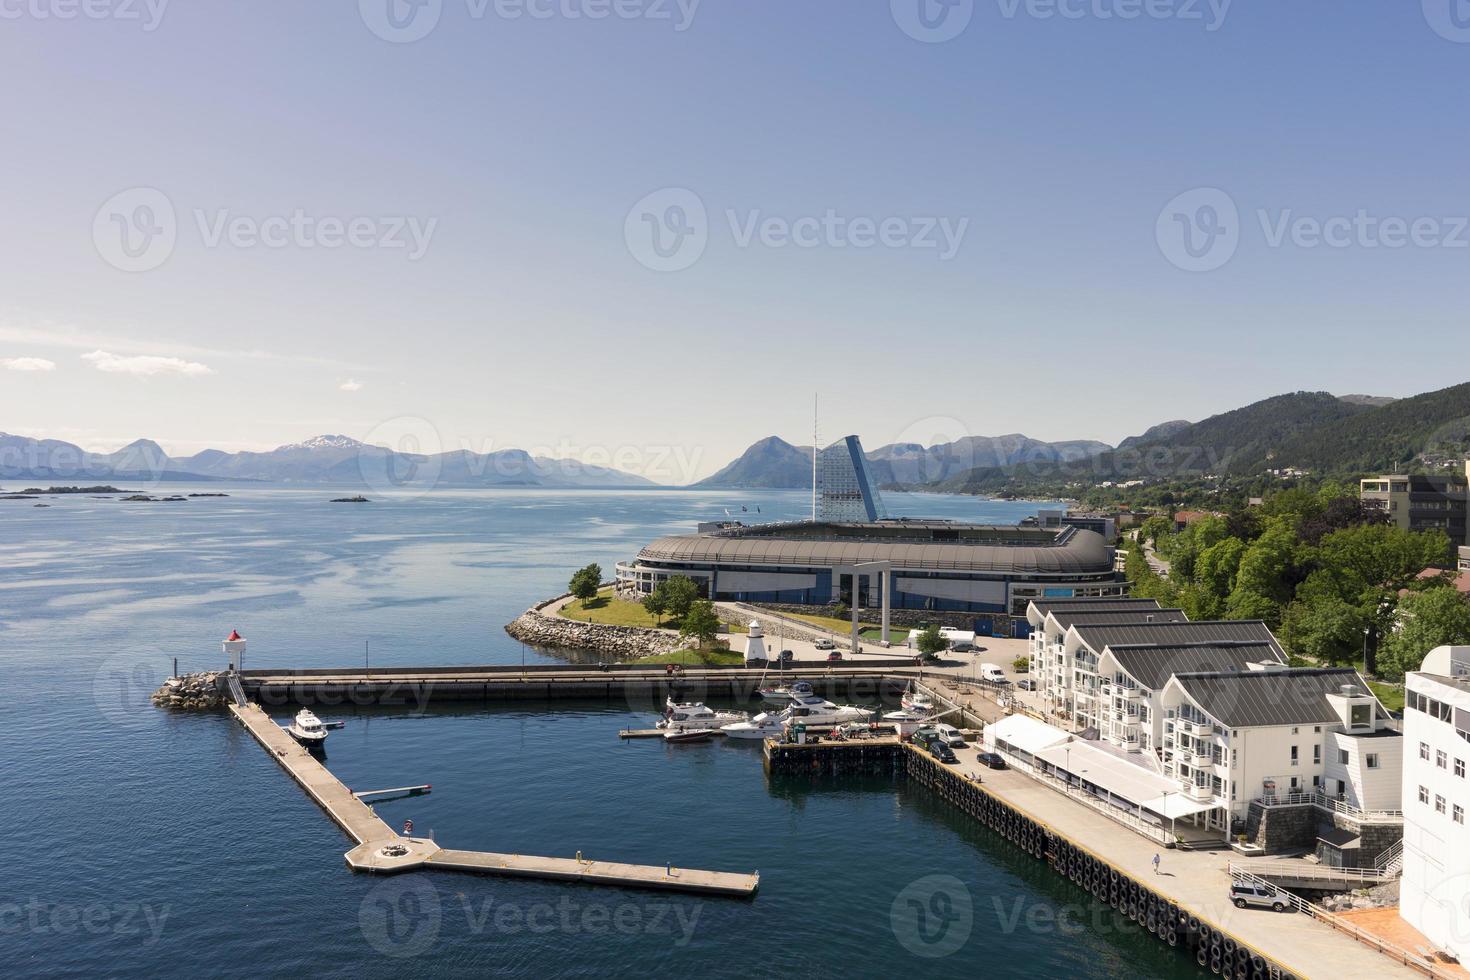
1, 487, 1203, 978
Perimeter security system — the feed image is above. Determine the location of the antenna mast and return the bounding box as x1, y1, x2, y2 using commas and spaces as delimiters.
811, 393, 819, 523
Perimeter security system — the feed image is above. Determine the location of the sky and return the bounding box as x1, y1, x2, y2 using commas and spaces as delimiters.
2, 1, 1468, 483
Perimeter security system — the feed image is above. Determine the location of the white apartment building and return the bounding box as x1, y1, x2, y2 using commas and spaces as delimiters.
1025, 598, 1184, 723
1401, 645, 1470, 963
1160, 666, 1400, 835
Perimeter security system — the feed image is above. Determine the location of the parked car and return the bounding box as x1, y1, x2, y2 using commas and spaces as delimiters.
826, 650, 843, 662
777, 649, 794, 665
1017, 679, 1038, 691
1229, 882, 1290, 912
934, 723, 966, 747
911, 726, 939, 745
950, 641, 975, 653
814, 637, 834, 650
924, 739, 959, 764
977, 751, 1008, 770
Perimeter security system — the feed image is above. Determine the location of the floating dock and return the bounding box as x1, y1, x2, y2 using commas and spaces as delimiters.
228, 701, 758, 897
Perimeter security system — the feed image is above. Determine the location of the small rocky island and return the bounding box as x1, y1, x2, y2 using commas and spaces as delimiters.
122, 494, 188, 502
23, 485, 129, 494
331, 495, 371, 503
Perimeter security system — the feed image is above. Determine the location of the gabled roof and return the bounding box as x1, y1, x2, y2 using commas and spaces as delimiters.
1104, 642, 1285, 690
1029, 597, 1162, 616
1170, 668, 1374, 728
1070, 620, 1285, 661
1048, 608, 1189, 631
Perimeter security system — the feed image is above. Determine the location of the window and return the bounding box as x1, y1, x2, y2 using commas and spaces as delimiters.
1313, 745, 1321, 765
1420, 786, 1430, 804
1422, 742, 1432, 761
1339, 749, 1350, 765
1457, 758, 1465, 778
1457, 806, 1465, 826
1438, 750, 1448, 770
1291, 727, 1299, 735
1367, 754, 1379, 769
1290, 746, 1299, 766
1312, 775, 1322, 789
1289, 776, 1300, 790
1436, 795, 1447, 815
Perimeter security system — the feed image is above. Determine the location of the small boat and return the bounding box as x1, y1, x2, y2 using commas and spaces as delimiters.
657, 698, 748, 731
759, 679, 815, 706
721, 712, 788, 740
286, 709, 328, 745
662, 728, 713, 743
901, 682, 935, 715
882, 710, 927, 737
782, 695, 875, 726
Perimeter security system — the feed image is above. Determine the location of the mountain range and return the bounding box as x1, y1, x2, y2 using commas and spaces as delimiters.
0, 433, 655, 488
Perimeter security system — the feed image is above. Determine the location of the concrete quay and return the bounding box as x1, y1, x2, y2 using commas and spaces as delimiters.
228, 701, 758, 898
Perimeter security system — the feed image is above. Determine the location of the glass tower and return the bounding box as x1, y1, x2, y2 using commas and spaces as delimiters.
816, 435, 888, 522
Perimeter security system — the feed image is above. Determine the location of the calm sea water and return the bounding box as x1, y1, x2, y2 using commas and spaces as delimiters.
1, 486, 1204, 978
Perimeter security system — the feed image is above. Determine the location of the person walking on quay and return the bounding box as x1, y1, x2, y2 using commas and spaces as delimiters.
1152, 853, 1161, 875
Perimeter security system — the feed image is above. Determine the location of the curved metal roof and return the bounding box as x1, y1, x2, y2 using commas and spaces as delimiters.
636, 527, 1113, 575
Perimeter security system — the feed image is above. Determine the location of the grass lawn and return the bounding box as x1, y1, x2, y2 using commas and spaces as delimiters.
781, 611, 909, 643
631, 647, 744, 666
558, 589, 746, 633
1368, 680, 1405, 713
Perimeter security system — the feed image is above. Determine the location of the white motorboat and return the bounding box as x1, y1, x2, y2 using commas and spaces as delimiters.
286, 709, 328, 745
721, 711, 788, 740
657, 698, 748, 731
663, 728, 713, 743
882, 709, 927, 736
781, 695, 874, 726
901, 682, 935, 715
759, 679, 815, 706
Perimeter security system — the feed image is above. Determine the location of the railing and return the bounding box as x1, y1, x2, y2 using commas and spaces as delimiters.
1374, 839, 1405, 876
1226, 868, 1457, 979
1228, 859, 1396, 886
1252, 791, 1404, 823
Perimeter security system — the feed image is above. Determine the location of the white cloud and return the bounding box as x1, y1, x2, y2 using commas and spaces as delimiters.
1, 356, 56, 372
82, 350, 214, 377
339, 379, 364, 392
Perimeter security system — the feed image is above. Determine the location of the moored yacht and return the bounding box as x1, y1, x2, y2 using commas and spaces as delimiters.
286, 708, 328, 746
657, 698, 748, 731
721, 711, 788, 740
881, 709, 927, 737
781, 695, 874, 726
759, 679, 815, 706
901, 682, 935, 715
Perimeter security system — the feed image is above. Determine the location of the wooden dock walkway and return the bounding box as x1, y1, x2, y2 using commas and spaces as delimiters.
228, 701, 758, 897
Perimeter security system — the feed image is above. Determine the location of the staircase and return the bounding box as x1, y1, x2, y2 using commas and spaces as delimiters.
225, 672, 248, 707
1373, 839, 1404, 877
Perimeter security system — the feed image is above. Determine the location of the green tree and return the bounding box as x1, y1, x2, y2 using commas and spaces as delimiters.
1190, 536, 1247, 618
915, 625, 947, 658
641, 589, 669, 626
1138, 516, 1173, 550
660, 575, 699, 621
1226, 522, 1301, 625
679, 600, 722, 649
1380, 587, 1470, 680
1279, 596, 1371, 666
569, 563, 602, 603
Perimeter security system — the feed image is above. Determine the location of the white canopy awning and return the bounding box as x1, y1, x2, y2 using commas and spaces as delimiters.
986, 715, 1072, 756
1033, 740, 1216, 818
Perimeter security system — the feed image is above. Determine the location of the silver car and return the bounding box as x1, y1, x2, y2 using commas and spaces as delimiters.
1229, 882, 1290, 912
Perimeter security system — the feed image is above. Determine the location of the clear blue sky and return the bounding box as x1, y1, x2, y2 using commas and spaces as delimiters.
2, 1, 1467, 481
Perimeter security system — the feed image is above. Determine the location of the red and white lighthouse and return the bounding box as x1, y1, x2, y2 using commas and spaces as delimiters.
223, 629, 247, 671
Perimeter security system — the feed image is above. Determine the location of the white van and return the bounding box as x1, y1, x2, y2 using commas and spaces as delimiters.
979, 664, 1008, 684
934, 722, 966, 747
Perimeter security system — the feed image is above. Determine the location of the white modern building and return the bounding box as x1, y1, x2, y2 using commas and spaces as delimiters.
1401, 645, 1470, 963
1160, 666, 1399, 835
815, 435, 889, 523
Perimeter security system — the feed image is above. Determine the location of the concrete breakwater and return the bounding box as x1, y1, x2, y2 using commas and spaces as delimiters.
504, 591, 683, 659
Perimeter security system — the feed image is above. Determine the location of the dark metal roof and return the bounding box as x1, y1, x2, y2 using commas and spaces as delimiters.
1049, 609, 1189, 630
1171, 668, 1370, 728
1030, 598, 1163, 615
1106, 643, 1285, 690
638, 526, 1115, 575
1317, 827, 1360, 849
1071, 621, 1285, 661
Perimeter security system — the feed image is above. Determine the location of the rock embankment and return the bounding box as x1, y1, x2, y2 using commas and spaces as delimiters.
504, 593, 685, 660
151, 671, 228, 710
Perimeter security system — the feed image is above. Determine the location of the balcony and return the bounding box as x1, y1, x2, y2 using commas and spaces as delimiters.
1185, 782, 1214, 802
1187, 752, 1216, 769
1103, 683, 1142, 700
1178, 719, 1214, 737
